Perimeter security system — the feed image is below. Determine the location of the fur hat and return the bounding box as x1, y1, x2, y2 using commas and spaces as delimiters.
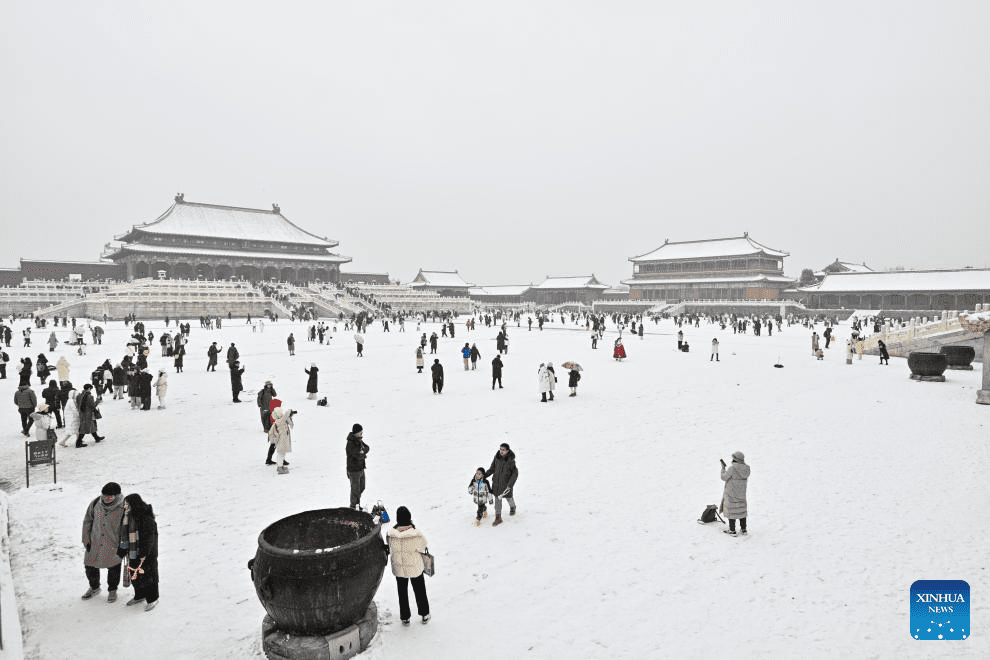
37, 403, 49, 412
732, 451, 745, 462
352, 423, 363, 434
101, 482, 121, 496
395, 506, 412, 526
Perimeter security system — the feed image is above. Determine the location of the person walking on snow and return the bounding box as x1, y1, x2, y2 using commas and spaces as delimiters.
485, 442, 518, 526
470, 343, 481, 370
461, 343, 471, 370
491, 354, 504, 390
720, 451, 750, 536
537, 362, 554, 402
711, 338, 720, 362
468, 467, 494, 524
121, 493, 159, 611
415, 346, 424, 373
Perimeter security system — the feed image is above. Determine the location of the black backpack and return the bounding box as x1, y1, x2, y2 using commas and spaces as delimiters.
698, 504, 725, 524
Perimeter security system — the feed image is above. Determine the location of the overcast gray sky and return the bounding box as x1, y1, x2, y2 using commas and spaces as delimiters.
2, 1, 987, 287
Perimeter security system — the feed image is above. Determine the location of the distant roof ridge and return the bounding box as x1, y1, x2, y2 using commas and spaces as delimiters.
629, 233, 788, 261
827, 267, 990, 275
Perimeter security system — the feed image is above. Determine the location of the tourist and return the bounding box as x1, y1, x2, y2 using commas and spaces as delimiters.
268, 407, 294, 474
415, 345, 424, 373
18, 357, 32, 386
711, 338, 720, 362
430, 359, 444, 394
257, 380, 277, 433
470, 343, 480, 370
154, 369, 168, 409
0, 346, 8, 379
207, 341, 219, 371
226, 343, 239, 367
28, 403, 55, 441
491, 354, 503, 389
47, 331, 59, 352
468, 467, 493, 524
591, 333, 598, 349
720, 451, 750, 536
355, 334, 364, 357
42, 379, 64, 428
613, 338, 626, 361
677, 329, 684, 351
346, 423, 369, 510
121, 493, 159, 611
75, 384, 105, 445
138, 368, 154, 410
484, 442, 518, 526
304, 363, 319, 399
496, 330, 506, 354
60, 385, 79, 447
429, 332, 438, 354
230, 361, 245, 403
878, 340, 890, 365
811, 332, 819, 356
112, 363, 126, 399
461, 343, 471, 370
567, 366, 581, 397
386, 506, 431, 625
287, 333, 295, 356
81, 482, 125, 602
15, 382, 38, 437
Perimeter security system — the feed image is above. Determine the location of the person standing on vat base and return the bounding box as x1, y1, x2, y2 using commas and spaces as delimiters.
386, 506, 430, 625
346, 423, 370, 510
720, 451, 751, 536
81, 482, 125, 602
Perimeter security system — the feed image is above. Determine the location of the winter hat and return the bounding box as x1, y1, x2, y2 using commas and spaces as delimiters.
37, 403, 49, 412
101, 482, 121, 496
352, 423, 363, 434
476, 466, 486, 476
500, 442, 511, 451
732, 451, 745, 463
310, 362, 316, 368
395, 506, 412, 526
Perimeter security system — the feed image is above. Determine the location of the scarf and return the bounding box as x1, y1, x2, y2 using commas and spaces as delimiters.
120, 511, 141, 561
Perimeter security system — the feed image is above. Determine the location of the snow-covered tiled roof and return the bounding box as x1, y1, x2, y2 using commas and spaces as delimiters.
469, 285, 532, 296
796, 269, 990, 293
630, 235, 788, 262
408, 270, 473, 288
532, 275, 609, 289
120, 199, 336, 247
622, 275, 794, 286
110, 243, 351, 264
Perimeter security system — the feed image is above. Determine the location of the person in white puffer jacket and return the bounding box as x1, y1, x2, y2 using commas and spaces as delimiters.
386, 506, 431, 625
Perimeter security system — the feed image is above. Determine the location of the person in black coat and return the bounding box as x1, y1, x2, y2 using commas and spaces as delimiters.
226, 343, 239, 368
491, 355, 503, 390
345, 424, 370, 509
878, 340, 890, 365
305, 364, 319, 399
121, 494, 159, 610
484, 443, 518, 526
112, 364, 126, 399
207, 342, 219, 372
230, 361, 245, 403
42, 379, 64, 428
430, 359, 444, 394
19, 358, 32, 386
567, 368, 581, 397
138, 370, 154, 410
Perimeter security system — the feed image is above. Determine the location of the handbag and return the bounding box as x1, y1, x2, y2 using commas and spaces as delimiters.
93, 408, 102, 419
46, 427, 58, 442
421, 548, 435, 577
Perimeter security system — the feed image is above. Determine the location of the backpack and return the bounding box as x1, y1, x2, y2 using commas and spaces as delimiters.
316, 397, 328, 407
698, 504, 725, 525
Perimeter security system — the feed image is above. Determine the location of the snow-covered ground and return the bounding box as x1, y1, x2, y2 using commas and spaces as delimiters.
0, 315, 987, 660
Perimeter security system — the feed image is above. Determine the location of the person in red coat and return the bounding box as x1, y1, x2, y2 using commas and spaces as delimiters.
613, 339, 626, 361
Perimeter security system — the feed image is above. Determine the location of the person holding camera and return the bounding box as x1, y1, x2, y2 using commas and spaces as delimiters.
720, 451, 750, 536
268, 407, 295, 474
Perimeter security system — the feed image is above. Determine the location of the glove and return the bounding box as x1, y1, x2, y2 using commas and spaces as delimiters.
488, 496, 494, 504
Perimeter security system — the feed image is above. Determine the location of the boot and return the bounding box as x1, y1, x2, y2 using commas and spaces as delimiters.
76, 439, 88, 448
492, 516, 503, 526
540, 393, 547, 402
549, 392, 554, 401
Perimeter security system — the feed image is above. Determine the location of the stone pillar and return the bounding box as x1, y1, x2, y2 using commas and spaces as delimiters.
979, 333, 990, 405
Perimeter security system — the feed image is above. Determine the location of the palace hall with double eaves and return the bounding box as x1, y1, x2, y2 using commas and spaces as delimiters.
102, 195, 351, 283
622, 234, 793, 302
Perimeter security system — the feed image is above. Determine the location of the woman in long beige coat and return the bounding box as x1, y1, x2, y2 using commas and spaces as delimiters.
386, 506, 430, 625
720, 451, 750, 536
268, 407, 293, 474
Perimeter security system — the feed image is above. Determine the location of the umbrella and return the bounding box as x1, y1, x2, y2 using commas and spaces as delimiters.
353, 333, 365, 344
561, 361, 583, 371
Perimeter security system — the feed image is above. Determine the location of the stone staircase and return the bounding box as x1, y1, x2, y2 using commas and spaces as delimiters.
858, 311, 985, 359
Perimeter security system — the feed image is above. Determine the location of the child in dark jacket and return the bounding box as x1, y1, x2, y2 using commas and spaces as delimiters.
468, 468, 494, 526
